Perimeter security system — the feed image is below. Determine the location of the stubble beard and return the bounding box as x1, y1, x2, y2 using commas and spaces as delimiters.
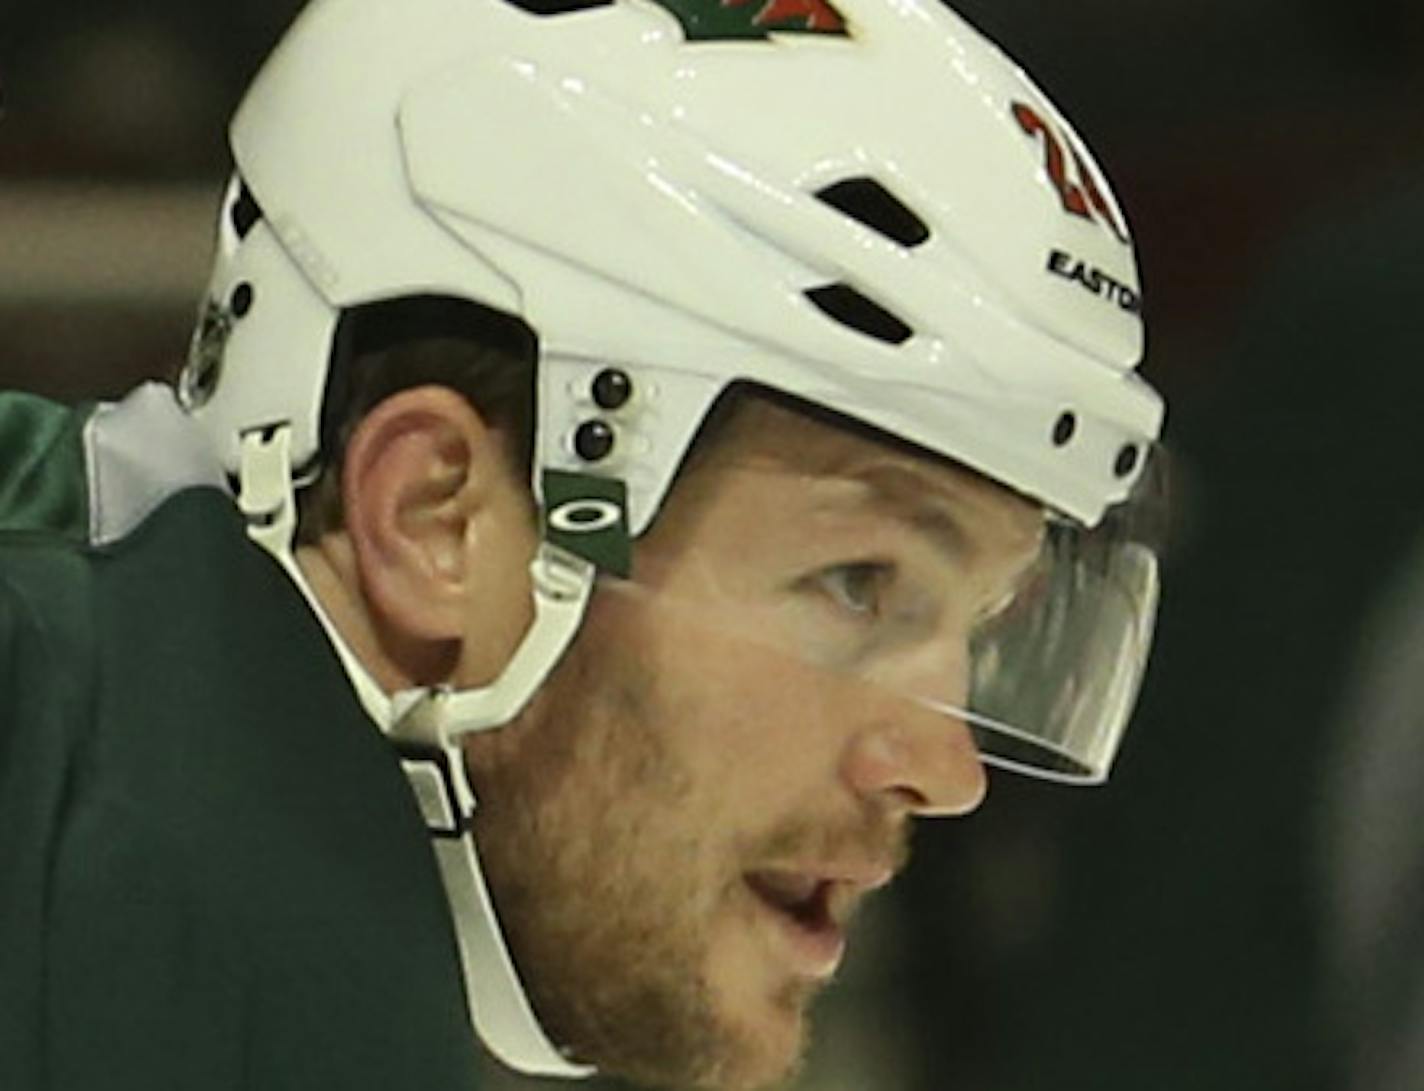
464, 630, 813, 1091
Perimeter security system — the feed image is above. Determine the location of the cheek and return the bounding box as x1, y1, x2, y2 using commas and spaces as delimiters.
628, 606, 842, 791
576, 588, 914, 904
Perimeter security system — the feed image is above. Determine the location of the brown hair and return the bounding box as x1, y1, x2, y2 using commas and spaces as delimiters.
295, 296, 537, 544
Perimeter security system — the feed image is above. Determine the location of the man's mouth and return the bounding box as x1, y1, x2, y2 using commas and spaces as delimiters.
744, 870, 847, 979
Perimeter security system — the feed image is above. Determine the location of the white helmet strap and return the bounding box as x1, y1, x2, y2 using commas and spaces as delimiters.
236, 423, 596, 1079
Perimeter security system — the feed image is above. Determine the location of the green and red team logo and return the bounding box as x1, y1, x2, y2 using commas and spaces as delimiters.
1011, 101, 1128, 245
651, 0, 849, 39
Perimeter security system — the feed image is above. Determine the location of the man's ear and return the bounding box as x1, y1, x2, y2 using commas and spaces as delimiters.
340, 385, 533, 649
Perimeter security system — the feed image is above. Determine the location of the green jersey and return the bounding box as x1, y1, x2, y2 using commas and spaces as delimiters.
0, 385, 482, 1090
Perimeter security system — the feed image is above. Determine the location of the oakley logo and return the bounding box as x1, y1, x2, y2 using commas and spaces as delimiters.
1013, 102, 1128, 244
548, 498, 623, 535
543, 468, 631, 575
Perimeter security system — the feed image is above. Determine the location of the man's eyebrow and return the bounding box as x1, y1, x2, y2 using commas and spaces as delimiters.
897, 499, 973, 563
815, 470, 974, 563
843, 461, 1044, 568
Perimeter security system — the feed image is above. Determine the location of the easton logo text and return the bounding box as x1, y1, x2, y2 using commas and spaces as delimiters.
1047, 249, 1142, 316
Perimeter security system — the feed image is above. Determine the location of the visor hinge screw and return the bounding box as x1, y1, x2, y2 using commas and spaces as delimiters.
592, 369, 633, 411
574, 420, 616, 462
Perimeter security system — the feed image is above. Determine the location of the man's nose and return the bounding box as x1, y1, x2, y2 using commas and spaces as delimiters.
836, 627, 986, 817
838, 695, 987, 818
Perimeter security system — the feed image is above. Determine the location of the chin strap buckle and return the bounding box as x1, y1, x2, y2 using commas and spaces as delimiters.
391, 741, 474, 840
388, 692, 479, 840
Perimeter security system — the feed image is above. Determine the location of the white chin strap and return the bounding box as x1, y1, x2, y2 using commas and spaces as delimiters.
237, 425, 596, 1079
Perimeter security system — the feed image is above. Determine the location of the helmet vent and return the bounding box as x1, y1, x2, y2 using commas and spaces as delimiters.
815, 178, 930, 248
805, 284, 914, 346
231, 180, 263, 241
499, 0, 612, 15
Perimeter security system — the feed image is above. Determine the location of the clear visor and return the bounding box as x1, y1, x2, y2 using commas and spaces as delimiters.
590, 446, 1166, 787
960, 466, 1164, 783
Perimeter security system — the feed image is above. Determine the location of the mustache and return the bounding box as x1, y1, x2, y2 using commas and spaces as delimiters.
744, 809, 913, 879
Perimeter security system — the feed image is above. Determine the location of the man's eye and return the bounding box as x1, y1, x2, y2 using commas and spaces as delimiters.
816, 562, 893, 618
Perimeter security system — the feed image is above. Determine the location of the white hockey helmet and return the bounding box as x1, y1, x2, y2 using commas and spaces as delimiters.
184, 0, 1163, 775
180, 0, 1165, 1073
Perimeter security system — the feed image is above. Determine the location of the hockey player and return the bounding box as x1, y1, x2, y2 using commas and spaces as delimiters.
0, 0, 1164, 1087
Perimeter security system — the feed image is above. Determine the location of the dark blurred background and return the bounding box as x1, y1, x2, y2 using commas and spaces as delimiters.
4, 2, 1422, 1089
